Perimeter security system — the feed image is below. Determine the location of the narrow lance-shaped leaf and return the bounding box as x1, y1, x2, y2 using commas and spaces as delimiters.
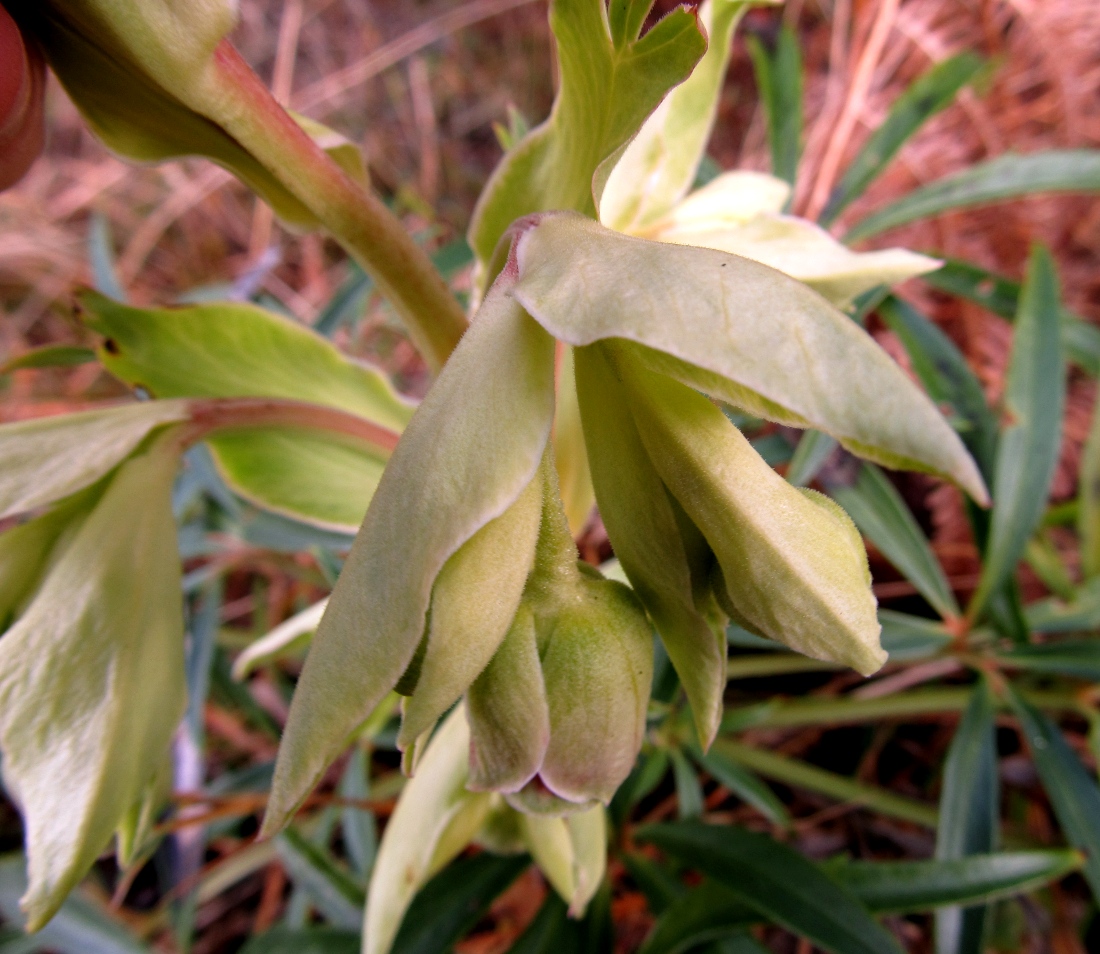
265, 283, 556, 834
469, 0, 707, 268
934, 682, 999, 954
969, 246, 1064, 619
847, 150, 1100, 241
275, 829, 364, 930
601, 0, 767, 232
639, 822, 903, 954
1006, 686, 1100, 903
746, 24, 802, 189
827, 463, 961, 620
0, 436, 187, 930
81, 291, 408, 531
786, 430, 837, 488
512, 214, 988, 504
1079, 387, 1100, 578
922, 258, 1100, 376
820, 52, 986, 226
0, 401, 188, 520
362, 708, 493, 954
232, 598, 328, 680
877, 296, 997, 484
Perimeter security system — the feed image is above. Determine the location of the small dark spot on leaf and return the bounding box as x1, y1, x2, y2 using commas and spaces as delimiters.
103, 338, 120, 355
976, 279, 996, 298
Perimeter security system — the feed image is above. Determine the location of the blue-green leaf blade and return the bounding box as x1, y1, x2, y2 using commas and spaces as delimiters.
638, 822, 903, 954
829, 462, 960, 619
638, 879, 755, 954
1007, 686, 1100, 903
820, 53, 986, 226
969, 246, 1065, 619
747, 25, 803, 189
847, 150, 1100, 241
934, 683, 999, 954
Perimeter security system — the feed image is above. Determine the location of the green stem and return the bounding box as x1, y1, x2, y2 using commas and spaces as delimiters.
204, 43, 467, 371
710, 738, 939, 828
726, 654, 843, 680
722, 687, 1086, 733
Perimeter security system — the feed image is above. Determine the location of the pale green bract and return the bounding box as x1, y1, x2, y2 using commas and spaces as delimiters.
0, 435, 186, 930
513, 214, 988, 503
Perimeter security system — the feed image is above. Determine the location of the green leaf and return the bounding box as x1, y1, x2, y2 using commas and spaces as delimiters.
1006, 686, 1100, 903
877, 609, 953, 661
469, 0, 706, 267
232, 598, 327, 679
615, 353, 886, 675
998, 639, 1100, 681
922, 259, 1100, 376
506, 885, 614, 954
670, 750, 704, 820
786, 430, 837, 487
80, 290, 409, 531
239, 928, 360, 954
361, 710, 493, 954
934, 683, 999, 954
847, 150, 1100, 241
87, 212, 126, 302
639, 822, 903, 954
391, 854, 529, 954
820, 53, 986, 226
575, 344, 726, 747
266, 286, 555, 832
0, 400, 188, 520
830, 851, 1081, 914
313, 263, 372, 338
828, 463, 960, 619
621, 852, 685, 915
747, 24, 802, 188
1024, 578, 1100, 633
1079, 388, 1100, 577
877, 296, 997, 483
601, 0, 762, 231
512, 214, 987, 503
339, 747, 377, 882
0, 855, 152, 954
692, 748, 790, 827
969, 247, 1065, 618
276, 829, 364, 931
0, 438, 186, 929
0, 345, 96, 373
638, 880, 755, 954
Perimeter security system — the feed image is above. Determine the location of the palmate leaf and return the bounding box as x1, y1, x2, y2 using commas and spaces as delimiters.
512, 214, 988, 503
847, 150, 1100, 241
469, 0, 707, 268
81, 291, 408, 531
969, 247, 1065, 619
601, 0, 769, 232
0, 437, 186, 930
265, 285, 555, 831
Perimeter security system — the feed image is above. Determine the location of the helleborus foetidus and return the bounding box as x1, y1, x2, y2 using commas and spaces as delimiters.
265, 209, 988, 837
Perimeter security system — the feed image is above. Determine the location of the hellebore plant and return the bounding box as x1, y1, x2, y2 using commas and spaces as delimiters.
0, 0, 998, 942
